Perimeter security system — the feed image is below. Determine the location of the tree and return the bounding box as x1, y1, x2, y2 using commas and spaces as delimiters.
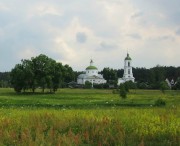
11, 64, 26, 92
84, 81, 92, 89
119, 84, 127, 99
101, 67, 117, 83
174, 77, 180, 90
10, 54, 74, 93
160, 81, 170, 93
51, 62, 63, 92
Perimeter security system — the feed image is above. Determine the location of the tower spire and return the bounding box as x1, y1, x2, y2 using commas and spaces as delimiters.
90, 59, 94, 66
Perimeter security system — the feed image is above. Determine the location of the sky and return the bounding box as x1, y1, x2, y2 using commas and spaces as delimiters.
0, 0, 180, 72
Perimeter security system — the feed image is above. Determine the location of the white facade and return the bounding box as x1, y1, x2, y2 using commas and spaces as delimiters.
118, 53, 135, 85
77, 60, 107, 85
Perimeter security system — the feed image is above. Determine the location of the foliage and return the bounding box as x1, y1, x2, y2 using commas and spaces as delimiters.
174, 77, 180, 90
101, 67, 117, 83
119, 84, 127, 99
101, 66, 180, 90
93, 83, 103, 89
137, 82, 149, 89
0, 72, 11, 87
112, 89, 119, 94
154, 98, 166, 106
10, 54, 75, 93
84, 81, 92, 89
160, 81, 170, 93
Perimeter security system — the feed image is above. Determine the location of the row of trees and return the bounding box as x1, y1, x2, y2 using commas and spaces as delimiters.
99, 66, 180, 89
10, 54, 74, 93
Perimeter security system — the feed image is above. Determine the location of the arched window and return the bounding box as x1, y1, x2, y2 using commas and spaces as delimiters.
128, 69, 130, 74
128, 62, 130, 67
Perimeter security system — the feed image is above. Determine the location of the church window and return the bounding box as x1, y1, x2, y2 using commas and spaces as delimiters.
128, 62, 130, 67
128, 69, 130, 74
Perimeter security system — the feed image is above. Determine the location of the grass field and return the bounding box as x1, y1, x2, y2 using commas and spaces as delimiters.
0, 88, 179, 145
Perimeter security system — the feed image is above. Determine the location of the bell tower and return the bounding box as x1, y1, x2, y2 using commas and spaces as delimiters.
123, 53, 135, 82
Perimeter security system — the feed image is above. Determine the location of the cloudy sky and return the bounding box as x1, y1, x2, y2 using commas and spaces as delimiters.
0, 0, 180, 72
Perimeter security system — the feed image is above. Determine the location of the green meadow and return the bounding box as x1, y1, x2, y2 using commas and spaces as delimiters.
0, 88, 179, 146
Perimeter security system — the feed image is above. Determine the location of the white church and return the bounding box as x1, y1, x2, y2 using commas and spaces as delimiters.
118, 53, 135, 85
77, 60, 107, 85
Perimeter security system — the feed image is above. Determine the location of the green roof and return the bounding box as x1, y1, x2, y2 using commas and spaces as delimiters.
125, 53, 132, 60
86, 66, 98, 70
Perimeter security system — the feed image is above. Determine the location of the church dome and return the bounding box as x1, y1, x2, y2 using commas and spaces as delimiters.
86, 59, 98, 70
125, 53, 132, 60
86, 66, 98, 70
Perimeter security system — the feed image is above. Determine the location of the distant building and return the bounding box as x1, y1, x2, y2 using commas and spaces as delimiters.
118, 53, 135, 85
77, 60, 106, 86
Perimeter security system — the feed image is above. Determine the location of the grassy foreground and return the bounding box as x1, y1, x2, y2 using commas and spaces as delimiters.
0, 88, 179, 146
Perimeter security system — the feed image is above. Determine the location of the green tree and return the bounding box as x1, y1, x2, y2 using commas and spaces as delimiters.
101, 67, 117, 83
11, 64, 26, 92
11, 54, 74, 93
160, 81, 170, 93
119, 84, 127, 99
51, 62, 63, 92
84, 81, 92, 89
174, 77, 180, 90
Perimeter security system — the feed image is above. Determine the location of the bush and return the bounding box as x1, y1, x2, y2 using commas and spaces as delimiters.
93, 84, 103, 89
154, 98, 166, 106
103, 83, 109, 89
112, 89, 119, 94
160, 81, 170, 93
84, 81, 92, 89
119, 84, 127, 99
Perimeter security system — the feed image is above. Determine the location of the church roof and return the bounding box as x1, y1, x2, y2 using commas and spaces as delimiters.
86, 66, 98, 70
125, 53, 132, 60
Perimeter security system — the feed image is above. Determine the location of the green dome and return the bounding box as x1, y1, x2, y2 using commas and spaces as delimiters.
86, 66, 98, 70
125, 53, 132, 60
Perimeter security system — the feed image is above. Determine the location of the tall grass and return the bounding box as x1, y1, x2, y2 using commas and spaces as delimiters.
0, 108, 179, 146
0, 88, 179, 145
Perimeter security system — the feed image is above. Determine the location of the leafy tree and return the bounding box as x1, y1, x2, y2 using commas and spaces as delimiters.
63, 64, 75, 83
119, 84, 127, 99
160, 81, 170, 93
51, 62, 63, 92
101, 67, 117, 83
10, 54, 74, 93
174, 77, 180, 90
11, 64, 26, 92
84, 81, 92, 89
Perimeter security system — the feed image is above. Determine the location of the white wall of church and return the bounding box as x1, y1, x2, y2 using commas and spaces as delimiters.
86, 69, 98, 76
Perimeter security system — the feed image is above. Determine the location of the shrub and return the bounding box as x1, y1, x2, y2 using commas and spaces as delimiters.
93, 84, 103, 89
160, 81, 170, 93
119, 84, 127, 99
84, 81, 92, 89
112, 89, 119, 94
154, 98, 166, 106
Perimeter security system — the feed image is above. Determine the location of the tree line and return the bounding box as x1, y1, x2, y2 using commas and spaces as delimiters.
0, 54, 180, 91
100, 66, 180, 89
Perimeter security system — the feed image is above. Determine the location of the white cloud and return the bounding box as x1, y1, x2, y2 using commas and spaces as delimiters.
0, 0, 180, 72
30, 3, 63, 18
0, 3, 9, 11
